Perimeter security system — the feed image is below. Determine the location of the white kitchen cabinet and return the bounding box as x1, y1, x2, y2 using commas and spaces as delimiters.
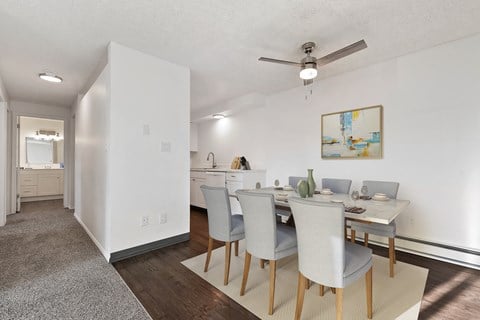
190, 171, 206, 208
190, 123, 198, 152
18, 169, 64, 201
226, 170, 266, 215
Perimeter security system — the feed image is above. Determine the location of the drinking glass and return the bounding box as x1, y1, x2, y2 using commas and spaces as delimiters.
361, 185, 368, 198
351, 190, 360, 207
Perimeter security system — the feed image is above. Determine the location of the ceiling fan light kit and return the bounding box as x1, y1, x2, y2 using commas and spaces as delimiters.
259, 39, 367, 86
299, 66, 317, 80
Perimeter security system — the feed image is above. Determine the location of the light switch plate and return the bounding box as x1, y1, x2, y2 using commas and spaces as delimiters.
161, 141, 171, 152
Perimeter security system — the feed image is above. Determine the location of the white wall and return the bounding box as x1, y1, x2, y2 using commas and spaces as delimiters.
0, 75, 9, 223
193, 34, 480, 265
0, 102, 7, 226
74, 65, 111, 258
108, 42, 190, 252
75, 42, 190, 259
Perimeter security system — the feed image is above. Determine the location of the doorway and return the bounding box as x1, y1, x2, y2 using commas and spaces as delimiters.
16, 116, 65, 209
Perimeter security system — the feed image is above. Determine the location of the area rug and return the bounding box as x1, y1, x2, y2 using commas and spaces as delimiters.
182, 240, 428, 320
0, 200, 151, 320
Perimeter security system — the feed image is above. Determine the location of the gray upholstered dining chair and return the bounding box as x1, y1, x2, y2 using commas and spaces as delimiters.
350, 180, 400, 277
322, 178, 352, 194
289, 198, 373, 320
236, 190, 298, 315
289, 176, 307, 190
200, 185, 245, 285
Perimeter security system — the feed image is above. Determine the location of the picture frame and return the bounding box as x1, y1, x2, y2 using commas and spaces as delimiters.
321, 105, 383, 159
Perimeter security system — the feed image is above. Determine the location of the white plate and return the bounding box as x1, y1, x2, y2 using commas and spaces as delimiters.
330, 199, 343, 203
320, 191, 334, 195
276, 196, 288, 201
374, 193, 387, 197
283, 186, 294, 191
372, 196, 389, 201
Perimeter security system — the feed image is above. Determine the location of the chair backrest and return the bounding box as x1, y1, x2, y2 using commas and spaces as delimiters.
288, 176, 307, 189
363, 180, 399, 199
322, 178, 352, 194
236, 190, 277, 260
289, 198, 345, 288
200, 185, 233, 242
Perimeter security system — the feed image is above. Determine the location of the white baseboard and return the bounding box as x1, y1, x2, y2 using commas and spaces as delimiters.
21, 195, 63, 202
74, 212, 110, 261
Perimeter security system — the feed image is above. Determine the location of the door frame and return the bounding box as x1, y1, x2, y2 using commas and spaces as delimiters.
9, 112, 69, 212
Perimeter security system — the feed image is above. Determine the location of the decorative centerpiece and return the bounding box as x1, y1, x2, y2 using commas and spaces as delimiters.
307, 169, 316, 197
297, 180, 309, 198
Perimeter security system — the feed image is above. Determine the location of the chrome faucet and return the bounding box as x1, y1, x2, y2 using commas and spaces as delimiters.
207, 152, 217, 168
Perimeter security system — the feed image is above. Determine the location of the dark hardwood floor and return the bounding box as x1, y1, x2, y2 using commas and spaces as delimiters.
113, 208, 480, 320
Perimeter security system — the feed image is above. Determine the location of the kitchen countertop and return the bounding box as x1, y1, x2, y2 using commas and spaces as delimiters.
190, 168, 266, 173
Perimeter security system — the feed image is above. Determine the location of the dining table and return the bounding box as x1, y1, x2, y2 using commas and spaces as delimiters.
243, 187, 410, 225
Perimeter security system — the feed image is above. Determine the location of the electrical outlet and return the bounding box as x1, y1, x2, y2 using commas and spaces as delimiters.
141, 216, 149, 227
159, 212, 167, 224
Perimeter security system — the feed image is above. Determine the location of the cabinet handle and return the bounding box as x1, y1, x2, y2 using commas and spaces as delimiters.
192, 178, 195, 181
231, 175, 236, 178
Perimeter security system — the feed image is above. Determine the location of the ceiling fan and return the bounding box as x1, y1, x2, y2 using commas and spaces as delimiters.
258, 39, 367, 86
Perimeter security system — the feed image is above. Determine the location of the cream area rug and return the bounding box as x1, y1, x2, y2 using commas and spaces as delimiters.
182, 240, 428, 320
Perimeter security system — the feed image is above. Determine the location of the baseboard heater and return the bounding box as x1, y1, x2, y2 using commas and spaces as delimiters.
109, 232, 190, 263
396, 235, 480, 256
370, 234, 480, 269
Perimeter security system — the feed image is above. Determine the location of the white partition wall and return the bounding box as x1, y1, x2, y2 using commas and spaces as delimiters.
0, 102, 7, 226
75, 42, 190, 260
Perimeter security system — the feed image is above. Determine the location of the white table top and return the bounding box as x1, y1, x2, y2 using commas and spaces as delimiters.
248, 187, 410, 225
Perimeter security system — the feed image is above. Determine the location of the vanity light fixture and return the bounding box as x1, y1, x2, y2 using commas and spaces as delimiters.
39, 72, 63, 83
212, 114, 226, 120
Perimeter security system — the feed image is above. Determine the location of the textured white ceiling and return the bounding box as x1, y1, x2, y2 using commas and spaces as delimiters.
1, 0, 480, 109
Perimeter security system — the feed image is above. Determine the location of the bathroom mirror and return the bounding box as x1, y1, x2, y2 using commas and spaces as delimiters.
25, 138, 54, 164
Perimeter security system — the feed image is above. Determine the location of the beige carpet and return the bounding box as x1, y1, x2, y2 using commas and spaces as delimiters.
182, 240, 428, 320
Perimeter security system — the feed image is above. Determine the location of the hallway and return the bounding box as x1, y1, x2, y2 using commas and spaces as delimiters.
0, 200, 150, 320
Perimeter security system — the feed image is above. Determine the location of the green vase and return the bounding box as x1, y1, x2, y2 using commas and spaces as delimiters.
297, 180, 309, 198
307, 169, 316, 197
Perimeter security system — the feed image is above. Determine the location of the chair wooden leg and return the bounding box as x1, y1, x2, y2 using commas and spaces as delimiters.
366, 267, 373, 319
294, 272, 307, 320
345, 226, 348, 240
319, 284, 325, 297
331, 287, 336, 294
364, 233, 369, 247
335, 288, 343, 320
234, 240, 239, 256
268, 260, 277, 315
240, 251, 252, 296
389, 237, 395, 277
350, 230, 356, 243
224, 242, 232, 285
393, 238, 397, 264
204, 236, 214, 272
306, 279, 311, 290
260, 259, 265, 269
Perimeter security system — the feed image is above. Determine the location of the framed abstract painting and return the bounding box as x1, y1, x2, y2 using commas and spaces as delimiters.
321, 105, 383, 159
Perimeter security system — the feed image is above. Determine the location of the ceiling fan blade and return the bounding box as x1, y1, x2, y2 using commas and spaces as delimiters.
258, 57, 302, 67
316, 40, 367, 67
303, 79, 313, 86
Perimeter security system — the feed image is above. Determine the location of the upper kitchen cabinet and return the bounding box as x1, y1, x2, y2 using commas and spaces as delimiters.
190, 122, 198, 152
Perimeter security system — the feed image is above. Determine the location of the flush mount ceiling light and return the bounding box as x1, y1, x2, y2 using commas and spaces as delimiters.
39, 72, 63, 83
212, 114, 226, 120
